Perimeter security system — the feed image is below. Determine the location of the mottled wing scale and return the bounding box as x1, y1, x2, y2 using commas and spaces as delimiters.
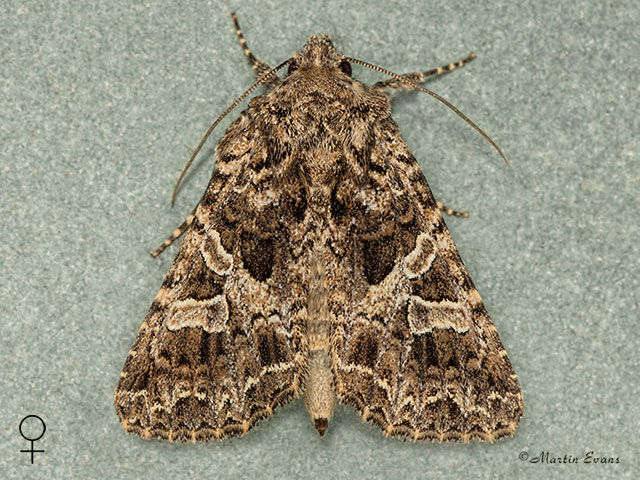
329, 119, 523, 442
114, 114, 310, 441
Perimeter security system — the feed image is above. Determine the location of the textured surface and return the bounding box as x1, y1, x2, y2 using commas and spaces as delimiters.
114, 35, 522, 442
1, 0, 638, 479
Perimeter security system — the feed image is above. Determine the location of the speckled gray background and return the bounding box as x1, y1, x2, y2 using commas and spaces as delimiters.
1, 1, 638, 479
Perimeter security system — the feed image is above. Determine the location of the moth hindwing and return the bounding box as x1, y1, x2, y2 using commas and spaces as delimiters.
115, 23, 523, 443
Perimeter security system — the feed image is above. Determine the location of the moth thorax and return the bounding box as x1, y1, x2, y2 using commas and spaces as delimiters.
302, 147, 344, 185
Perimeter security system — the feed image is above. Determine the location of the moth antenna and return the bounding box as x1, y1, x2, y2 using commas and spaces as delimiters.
345, 57, 509, 165
170, 58, 293, 206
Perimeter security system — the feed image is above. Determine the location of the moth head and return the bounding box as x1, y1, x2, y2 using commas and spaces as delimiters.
287, 34, 352, 77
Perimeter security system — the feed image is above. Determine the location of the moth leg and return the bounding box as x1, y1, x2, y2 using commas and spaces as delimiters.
231, 13, 278, 84
150, 213, 196, 257
437, 200, 469, 218
374, 53, 476, 90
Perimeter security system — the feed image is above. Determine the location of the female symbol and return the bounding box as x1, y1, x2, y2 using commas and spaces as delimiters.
19, 415, 46, 464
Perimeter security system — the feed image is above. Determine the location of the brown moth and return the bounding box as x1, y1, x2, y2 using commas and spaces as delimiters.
114, 14, 523, 442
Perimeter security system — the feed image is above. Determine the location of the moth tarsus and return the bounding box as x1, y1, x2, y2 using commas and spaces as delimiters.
116, 14, 523, 443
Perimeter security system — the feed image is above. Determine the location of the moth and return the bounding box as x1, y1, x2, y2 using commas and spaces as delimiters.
115, 14, 523, 442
